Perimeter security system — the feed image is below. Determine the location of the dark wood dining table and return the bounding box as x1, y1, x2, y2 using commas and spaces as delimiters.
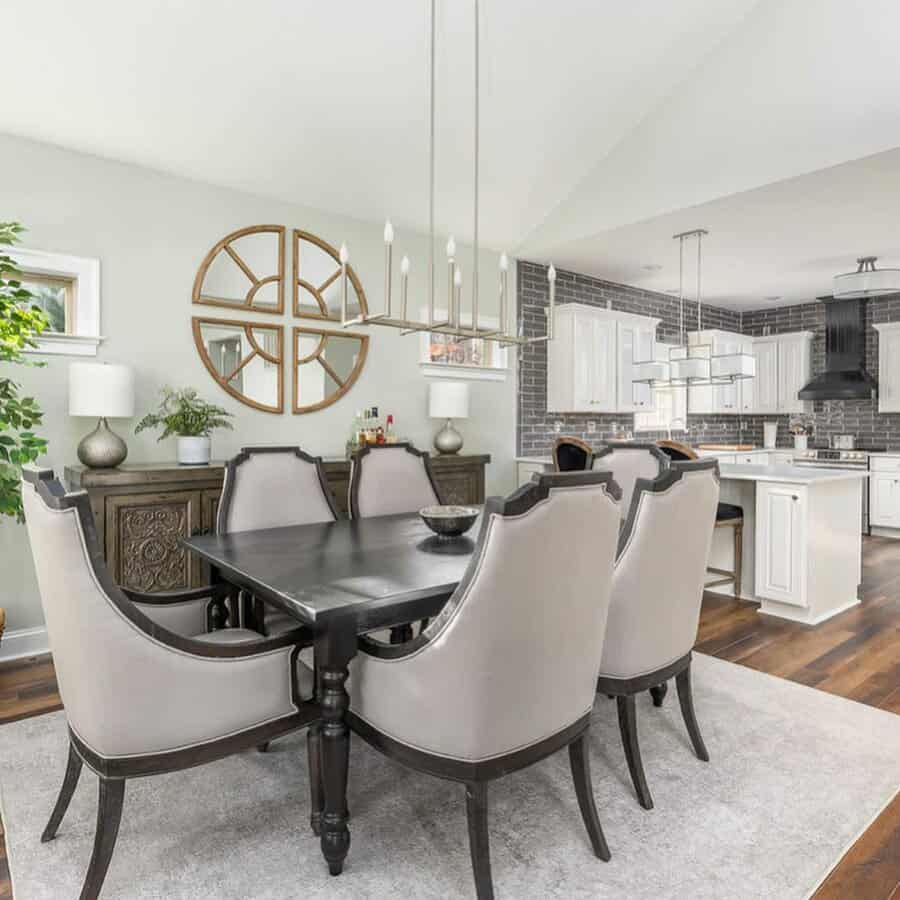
182, 512, 480, 875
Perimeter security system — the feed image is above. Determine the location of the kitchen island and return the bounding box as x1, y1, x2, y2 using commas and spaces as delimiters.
715, 463, 868, 624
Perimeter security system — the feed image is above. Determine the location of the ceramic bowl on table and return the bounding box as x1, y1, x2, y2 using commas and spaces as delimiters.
419, 505, 479, 538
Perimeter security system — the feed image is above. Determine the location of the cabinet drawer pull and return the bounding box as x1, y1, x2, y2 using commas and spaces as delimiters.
792, 495, 799, 501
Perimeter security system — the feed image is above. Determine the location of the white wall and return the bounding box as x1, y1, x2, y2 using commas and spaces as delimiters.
0, 133, 517, 639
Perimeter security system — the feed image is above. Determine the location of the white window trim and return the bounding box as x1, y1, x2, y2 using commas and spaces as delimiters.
10, 247, 103, 357
418, 306, 509, 382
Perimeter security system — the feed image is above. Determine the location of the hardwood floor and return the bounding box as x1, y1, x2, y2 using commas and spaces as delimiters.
0, 536, 897, 898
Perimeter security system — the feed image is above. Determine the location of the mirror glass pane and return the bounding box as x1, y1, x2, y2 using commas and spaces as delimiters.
198, 230, 281, 309
296, 235, 364, 319
295, 330, 366, 410
198, 322, 280, 409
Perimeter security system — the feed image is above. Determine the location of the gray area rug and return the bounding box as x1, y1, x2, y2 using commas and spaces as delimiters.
1, 653, 898, 899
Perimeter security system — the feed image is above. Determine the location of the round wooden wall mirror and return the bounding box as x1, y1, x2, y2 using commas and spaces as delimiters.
192, 225, 368, 414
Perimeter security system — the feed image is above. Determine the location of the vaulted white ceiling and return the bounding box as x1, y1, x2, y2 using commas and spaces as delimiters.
4, 0, 900, 307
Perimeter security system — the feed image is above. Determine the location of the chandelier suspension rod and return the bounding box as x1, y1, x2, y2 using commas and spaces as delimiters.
428, 0, 436, 326
471, 0, 480, 334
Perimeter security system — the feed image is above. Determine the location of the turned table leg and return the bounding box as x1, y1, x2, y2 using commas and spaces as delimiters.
316, 624, 356, 876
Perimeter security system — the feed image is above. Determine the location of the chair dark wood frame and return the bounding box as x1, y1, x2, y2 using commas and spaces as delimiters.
23, 469, 321, 900
348, 442, 444, 643
552, 436, 594, 472
349, 471, 619, 900
598, 461, 716, 810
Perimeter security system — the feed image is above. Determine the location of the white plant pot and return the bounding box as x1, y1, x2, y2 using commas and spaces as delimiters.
177, 435, 211, 466
793, 435, 808, 451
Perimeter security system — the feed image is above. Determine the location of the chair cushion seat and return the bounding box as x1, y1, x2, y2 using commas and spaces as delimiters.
716, 502, 743, 521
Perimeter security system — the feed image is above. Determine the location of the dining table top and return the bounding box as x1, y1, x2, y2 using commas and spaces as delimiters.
182, 512, 482, 629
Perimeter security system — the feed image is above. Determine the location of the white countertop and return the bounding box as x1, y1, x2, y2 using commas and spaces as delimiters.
516, 456, 553, 465
718, 463, 869, 483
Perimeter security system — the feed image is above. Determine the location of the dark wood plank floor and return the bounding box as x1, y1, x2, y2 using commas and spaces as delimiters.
0, 536, 897, 898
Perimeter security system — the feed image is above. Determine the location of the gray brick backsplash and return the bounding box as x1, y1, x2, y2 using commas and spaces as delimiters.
516, 260, 900, 456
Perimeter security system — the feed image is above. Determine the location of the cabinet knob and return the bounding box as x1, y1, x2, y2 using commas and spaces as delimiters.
792, 495, 799, 501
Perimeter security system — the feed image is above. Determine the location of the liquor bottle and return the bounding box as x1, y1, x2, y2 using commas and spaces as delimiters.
385, 413, 395, 443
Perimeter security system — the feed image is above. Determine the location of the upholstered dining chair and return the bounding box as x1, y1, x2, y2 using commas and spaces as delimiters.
347, 470, 622, 900
21, 469, 319, 900
596, 460, 720, 810
349, 442, 443, 641
552, 435, 594, 472
217, 445, 340, 636
591, 441, 669, 517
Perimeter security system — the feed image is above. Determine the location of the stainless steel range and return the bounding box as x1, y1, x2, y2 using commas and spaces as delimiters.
792, 447, 880, 532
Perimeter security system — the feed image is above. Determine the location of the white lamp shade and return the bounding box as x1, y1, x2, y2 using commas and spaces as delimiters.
429, 381, 469, 419
69, 362, 135, 418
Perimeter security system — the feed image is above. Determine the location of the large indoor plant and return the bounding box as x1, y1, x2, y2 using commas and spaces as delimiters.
0, 221, 49, 522
136, 387, 233, 465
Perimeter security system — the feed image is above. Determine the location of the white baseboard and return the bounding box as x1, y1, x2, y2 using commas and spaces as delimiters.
0, 625, 49, 662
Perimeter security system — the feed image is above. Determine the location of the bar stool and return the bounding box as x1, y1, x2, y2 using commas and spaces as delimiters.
657, 441, 744, 599
552, 436, 594, 472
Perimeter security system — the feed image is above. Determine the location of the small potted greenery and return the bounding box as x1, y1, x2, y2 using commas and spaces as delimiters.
789, 419, 811, 451
136, 387, 233, 465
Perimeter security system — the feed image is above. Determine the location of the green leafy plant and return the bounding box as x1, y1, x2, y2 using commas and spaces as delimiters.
0, 222, 50, 521
135, 387, 233, 440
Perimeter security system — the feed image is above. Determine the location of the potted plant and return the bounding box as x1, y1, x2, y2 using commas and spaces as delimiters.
136, 387, 233, 465
789, 420, 811, 451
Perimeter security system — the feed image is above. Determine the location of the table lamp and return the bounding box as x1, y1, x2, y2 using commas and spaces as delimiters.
429, 381, 469, 454
69, 362, 135, 468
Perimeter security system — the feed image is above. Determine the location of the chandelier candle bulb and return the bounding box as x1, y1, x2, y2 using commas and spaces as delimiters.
453, 266, 462, 329
499, 253, 509, 339
383, 221, 394, 318
400, 255, 410, 320
339, 242, 349, 325
547, 263, 557, 341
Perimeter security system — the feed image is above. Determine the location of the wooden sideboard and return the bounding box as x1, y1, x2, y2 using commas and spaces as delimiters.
65, 453, 491, 593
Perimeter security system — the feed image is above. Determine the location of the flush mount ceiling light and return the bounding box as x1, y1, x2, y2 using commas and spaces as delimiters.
833, 256, 900, 299
337, 0, 554, 347
633, 229, 755, 389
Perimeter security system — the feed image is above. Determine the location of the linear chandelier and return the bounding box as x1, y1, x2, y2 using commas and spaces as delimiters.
337, 0, 555, 346
633, 229, 755, 388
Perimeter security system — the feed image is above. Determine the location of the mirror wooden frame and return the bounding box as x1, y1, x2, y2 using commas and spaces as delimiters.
192, 225, 285, 314
293, 228, 368, 321
192, 316, 284, 414
292, 325, 369, 414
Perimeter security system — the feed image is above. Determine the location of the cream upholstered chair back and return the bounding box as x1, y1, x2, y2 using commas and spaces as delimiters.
592, 441, 669, 516
350, 471, 622, 761
349, 443, 442, 518
599, 460, 720, 680
217, 446, 338, 533
21, 471, 300, 759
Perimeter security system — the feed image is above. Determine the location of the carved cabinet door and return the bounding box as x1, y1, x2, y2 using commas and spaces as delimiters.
105, 490, 203, 592
434, 470, 482, 505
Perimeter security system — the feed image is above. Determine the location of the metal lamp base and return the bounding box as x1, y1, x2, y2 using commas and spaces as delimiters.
77, 417, 128, 468
434, 418, 464, 455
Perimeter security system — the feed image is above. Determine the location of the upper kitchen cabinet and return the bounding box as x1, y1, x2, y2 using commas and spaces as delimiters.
687, 329, 744, 415
546, 304, 659, 413
775, 332, 813, 414
874, 322, 900, 413
751, 339, 779, 413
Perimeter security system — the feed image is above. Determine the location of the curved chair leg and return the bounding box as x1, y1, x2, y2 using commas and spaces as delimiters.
42, 741, 83, 842
465, 782, 494, 900
616, 695, 654, 810
308, 722, 324, 836
568, 734, 611, 861
257, 742, 271, 753
676, 664, 709, 762
80, 777, 125, 900
649, 683, 668, 707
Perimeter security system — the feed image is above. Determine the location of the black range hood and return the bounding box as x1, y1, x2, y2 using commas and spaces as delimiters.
798, 297, 877, 401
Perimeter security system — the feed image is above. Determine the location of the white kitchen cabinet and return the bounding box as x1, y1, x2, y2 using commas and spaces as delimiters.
617, 320, 655, 412
687, 329, 745, 415
776, 335, 813, 414
874, 323, 900, 413
547, 304, 659, 413
738, 337, 756, 412
755, 482, 807, 608
752, 340, 779, 413
634, 342, 687, 433
869, 472, 900, 527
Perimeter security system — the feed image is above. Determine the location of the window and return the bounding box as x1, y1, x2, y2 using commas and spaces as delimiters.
419, 307, 509, 382
18, 272, 75, 334
8, 247, 101, 356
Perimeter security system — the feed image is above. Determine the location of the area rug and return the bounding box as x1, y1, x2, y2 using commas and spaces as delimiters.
1, 653, 898, 899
